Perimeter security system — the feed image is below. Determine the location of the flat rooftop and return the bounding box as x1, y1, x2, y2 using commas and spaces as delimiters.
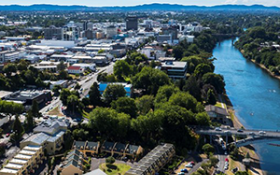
162, 61, 187, 68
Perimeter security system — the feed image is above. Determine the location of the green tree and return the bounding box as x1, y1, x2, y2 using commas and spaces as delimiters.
88, 108, 130, 140
106, 156, 115, 165
0, 143, 6, 157
103, 84, 126, 104
98, 49, 105, 54
57, 61, 66, 72
131, 112, 162, 144
113, 60, 131, 79
235, 171, 249, 175
111, 97, 137, 118
209, 156, 219, 167
89, 82, 102, 107
154, 85, 180, 104
173, 45, 184, 59
67, 95, 84, 114
31, 100, 41, 118
202, 143, 215, 158
207, 89, 217, 105
196, 112, 210, 126
17, 60, 28, 71
60, 88, 71, 106
25, 110, 34, 131
194, 63, 213, 77
136, 95, 154, 115
74, 83, 81, 90
132, 67, 170, 95
168, 92, 198, 113
3, 63, 17, 77
12, 115, 24, 143
183, 75, 201, 101
202, 73, 225, 94
52, 85, 62, 96
245, 152, 250, 159
155, 105, 195, 149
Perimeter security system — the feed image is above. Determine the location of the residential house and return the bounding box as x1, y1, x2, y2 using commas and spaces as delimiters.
125, 143, 175, 175
68, 66, 85, 74
101, 142, 116, 156
59, 149, 85, 175
72, 141, 100, 157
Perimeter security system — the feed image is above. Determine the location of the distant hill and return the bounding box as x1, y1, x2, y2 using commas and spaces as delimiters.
0, 3, 279, 12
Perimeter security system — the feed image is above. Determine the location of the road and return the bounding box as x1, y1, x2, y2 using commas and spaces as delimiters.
196, 127, 280, 139
214, 140, 227, 173
39, 62, 115, 115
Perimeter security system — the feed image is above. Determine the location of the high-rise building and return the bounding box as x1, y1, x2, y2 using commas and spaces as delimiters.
43, 26, 63, 40
126, 16, 138, 31
83, 21, 88, 31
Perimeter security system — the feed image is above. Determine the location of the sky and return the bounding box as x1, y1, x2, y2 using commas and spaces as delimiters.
0, 0, 279, 7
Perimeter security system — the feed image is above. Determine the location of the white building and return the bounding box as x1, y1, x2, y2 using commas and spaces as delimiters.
158, 61, 188, 79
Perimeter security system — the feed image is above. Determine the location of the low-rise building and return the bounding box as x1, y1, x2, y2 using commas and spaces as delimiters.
205, 105, 229, 124
3, 90, 52, 109
0, 145, 44, 175
157, 61, 187, 79
20, 117, 69, 155
68, 66, 85, 74
73, 141, 100, 156
59, 149, 85, 175
125, 143, 175, 175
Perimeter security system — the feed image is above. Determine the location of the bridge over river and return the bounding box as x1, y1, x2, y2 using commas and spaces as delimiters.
195, 127, 280, 147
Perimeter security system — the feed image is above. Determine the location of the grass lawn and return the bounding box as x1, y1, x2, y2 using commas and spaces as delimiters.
99, 163, 131, 175
215, 102, 223, 108
47, 106, 64, 116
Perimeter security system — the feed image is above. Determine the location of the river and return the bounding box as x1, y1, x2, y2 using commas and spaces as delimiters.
213, 38, 280, 174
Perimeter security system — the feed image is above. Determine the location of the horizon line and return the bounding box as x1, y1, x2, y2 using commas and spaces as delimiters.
0, 3, 278, 8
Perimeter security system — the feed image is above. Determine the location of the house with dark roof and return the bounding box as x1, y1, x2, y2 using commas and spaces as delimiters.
73, 141, 100, 157
205, 105, 229, 124
125, 144, 143, 158
113, 143, 127, 157
101, 142, 116, 156
59, 149, 85, 175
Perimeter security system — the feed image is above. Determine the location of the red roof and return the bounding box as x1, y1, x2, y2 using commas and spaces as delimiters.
68, 66, 81, 70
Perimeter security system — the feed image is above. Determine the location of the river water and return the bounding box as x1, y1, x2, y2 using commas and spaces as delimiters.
213, 38, 280, 174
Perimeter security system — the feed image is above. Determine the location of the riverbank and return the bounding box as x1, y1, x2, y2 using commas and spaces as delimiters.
250, 59, 280, 81
240, 49, 280, 82
222, 93, 266, 175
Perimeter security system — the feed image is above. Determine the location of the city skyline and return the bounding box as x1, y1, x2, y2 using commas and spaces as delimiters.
0, 0, 279, 7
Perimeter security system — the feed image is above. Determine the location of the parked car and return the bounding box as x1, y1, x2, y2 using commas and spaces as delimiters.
249, 132, 255, 136
178, 173, 185, 175
224, 130, 231, 134
5, 133, 10, 137
185, 163, 193, 168
237, 129, 243, 132
259, 131, 266, 135
215, 127, 222, 131
181, 169, 188, 173
232, 167, 238, 173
